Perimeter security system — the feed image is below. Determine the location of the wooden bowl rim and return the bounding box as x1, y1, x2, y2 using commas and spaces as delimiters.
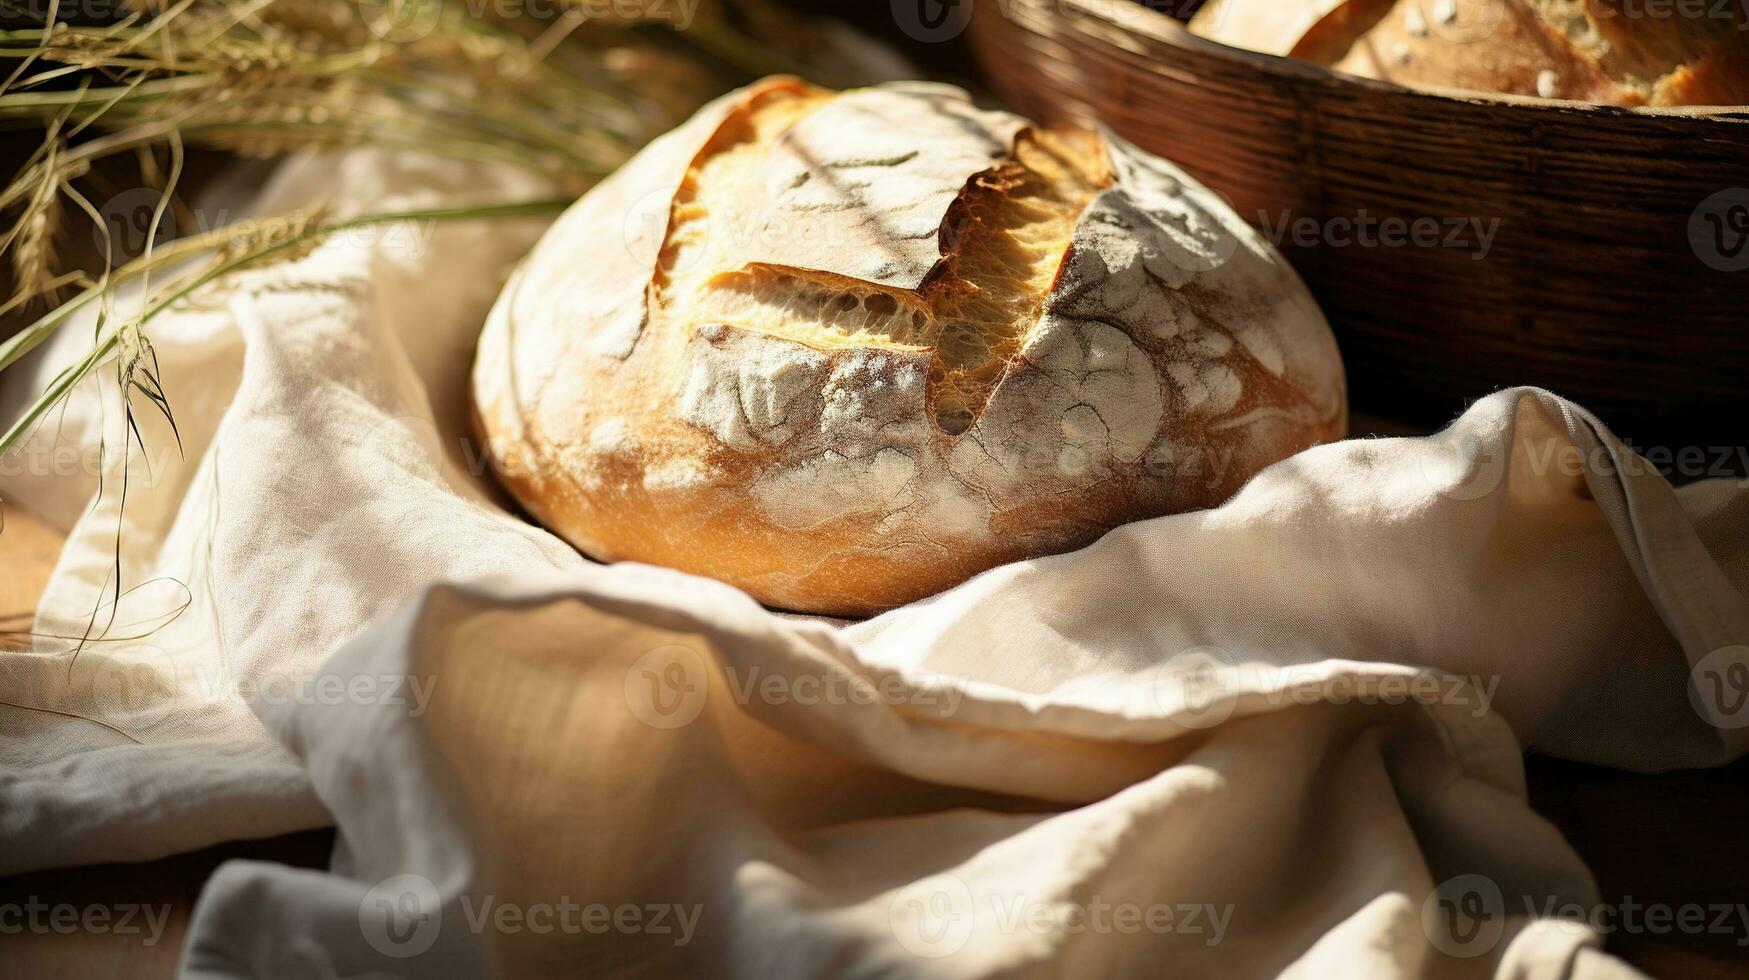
1026, 0, 1749, 122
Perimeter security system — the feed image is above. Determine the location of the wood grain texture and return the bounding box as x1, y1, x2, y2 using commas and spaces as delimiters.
1527, 754, 1749, 978
1, 509, 336, 975
1, 506, 62, 650
967, 0, 1749, 448
0, 830, 335, 978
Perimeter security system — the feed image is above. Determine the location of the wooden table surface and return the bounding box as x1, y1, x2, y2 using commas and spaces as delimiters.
2, 506, 1746, 977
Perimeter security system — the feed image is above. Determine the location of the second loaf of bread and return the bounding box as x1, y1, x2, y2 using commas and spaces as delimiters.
1191, 0, 1749, 106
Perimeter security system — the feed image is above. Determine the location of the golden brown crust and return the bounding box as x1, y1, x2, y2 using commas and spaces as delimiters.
1192, 0, 1749, 107
1333, 0, 1634, 103
1655, 50, 1749, 106
1288, 0, 1399, 64
473, 79, 1347, 616
1190, 0, 1360, 56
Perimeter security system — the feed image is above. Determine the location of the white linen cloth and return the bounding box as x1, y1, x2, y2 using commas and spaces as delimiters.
0, 148, 1744, 979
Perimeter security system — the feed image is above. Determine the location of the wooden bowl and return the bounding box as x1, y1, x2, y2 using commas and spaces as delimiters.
968, 0, 1749, 449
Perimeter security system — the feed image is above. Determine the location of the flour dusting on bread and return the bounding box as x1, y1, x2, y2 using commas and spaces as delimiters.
472, 77, 1347, 615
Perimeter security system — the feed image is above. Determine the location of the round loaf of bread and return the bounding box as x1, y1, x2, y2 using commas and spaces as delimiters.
471, 77, 1346, 616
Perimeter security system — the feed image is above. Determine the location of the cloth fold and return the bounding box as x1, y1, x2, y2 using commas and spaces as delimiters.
1, 149, 1743, 977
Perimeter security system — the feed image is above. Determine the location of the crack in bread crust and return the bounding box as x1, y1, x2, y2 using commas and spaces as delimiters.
656, 84, 1110, 434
